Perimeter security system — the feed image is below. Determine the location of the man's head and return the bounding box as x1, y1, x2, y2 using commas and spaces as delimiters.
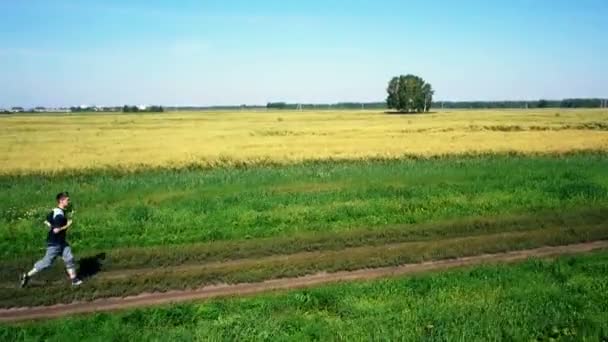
56, 192, 70, 209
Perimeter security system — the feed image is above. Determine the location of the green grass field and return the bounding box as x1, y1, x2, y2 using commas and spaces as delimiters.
2, 152, 606, 260
1, 152, 606, 308
3, 250, 607, 341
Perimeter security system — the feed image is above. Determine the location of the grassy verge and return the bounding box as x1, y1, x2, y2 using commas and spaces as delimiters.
1, 220, 606, 308
2, 152, 607, 259
2, 249, 608, 341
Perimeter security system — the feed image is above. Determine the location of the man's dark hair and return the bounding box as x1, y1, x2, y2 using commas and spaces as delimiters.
56, 192, 69, 202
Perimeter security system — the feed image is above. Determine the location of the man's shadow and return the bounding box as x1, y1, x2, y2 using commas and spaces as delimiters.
77, 253, 106, 280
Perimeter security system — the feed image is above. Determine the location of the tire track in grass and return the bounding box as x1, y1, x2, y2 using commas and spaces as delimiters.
1, 240, 607, 322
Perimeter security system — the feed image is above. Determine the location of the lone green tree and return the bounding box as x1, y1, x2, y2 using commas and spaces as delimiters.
386, 74, 434, 112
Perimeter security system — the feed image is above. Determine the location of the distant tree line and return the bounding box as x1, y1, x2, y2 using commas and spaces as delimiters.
559, 98, 606, 108
122, 105, 164, 113
265, 99, 607, 110
434, 101, 550, 109
434, 99, 607, 109
266, 102, 386, 110
70, 106, 97, 112
166, 105, 267, 111
3, 98, 606, 115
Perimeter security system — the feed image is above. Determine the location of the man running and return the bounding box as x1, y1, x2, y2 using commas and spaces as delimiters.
21, 192, 83, 287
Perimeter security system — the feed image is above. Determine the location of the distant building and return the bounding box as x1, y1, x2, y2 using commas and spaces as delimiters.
137, 105, 148, 111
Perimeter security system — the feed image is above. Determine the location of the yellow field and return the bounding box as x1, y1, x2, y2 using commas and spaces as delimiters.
1, 108, 607, 174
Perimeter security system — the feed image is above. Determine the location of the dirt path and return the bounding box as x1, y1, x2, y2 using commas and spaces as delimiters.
1, 240, 606, 323
0, 230, 541, 287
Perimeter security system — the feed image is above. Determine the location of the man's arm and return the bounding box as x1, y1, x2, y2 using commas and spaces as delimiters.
45, 211, 53, 228
52, 219, 72, 234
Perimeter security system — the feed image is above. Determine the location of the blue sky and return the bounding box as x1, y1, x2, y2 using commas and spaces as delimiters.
1, 0, 607, 107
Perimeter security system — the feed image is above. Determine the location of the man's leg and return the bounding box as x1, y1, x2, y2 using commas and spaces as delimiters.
21, 245, 60, 287
62, 246, 82, 286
